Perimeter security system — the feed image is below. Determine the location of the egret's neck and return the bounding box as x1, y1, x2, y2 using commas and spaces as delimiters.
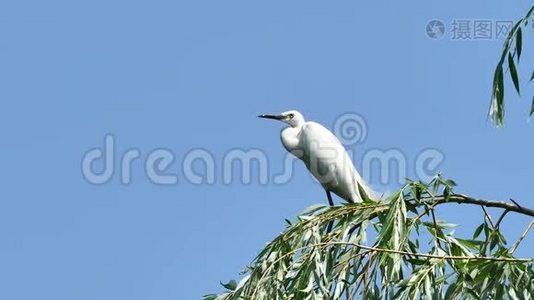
280, 125, 301, 153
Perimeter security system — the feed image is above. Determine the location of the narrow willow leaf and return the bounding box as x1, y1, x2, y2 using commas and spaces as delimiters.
530, 70, 534, 82
508, 52, 520, 95
406, 203, 418, 215
508, 287, 519, 300
431, 174, 441, 194
530, 96, 534, 117
473, 223, 484, 239
423, 274, 432, 298
444, 281, 458, 299
498, 231, 507, 245
489, 63, 505, 126
455, 238, 483, 250
220, 280, 237, 291
494, 282, 505, 299
235, 275, 250, 291
357, 182, 372, 203
299, 204, 328, 216
497, 64, 505, 125
490, 233, 499, 250
444, 179, 457, 187
443, 186, 450, 201
516, 27, 522, 60
447, 236, 475, 257
483, 221, 490, 237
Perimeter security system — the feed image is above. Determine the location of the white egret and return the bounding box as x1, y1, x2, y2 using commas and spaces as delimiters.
259, 110, 373, 206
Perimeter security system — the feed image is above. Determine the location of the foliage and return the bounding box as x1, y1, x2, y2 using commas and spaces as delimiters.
489, 5, 534, 126
204, 6, 534, 299
204, 176, 534, 299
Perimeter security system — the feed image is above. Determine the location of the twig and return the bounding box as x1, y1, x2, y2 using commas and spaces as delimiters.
510, 220, 534, 254
495, 209, 510, 229
354, 252, 377, 296
479, 208, 511, 256
421, 194, 534, 217
345, 242, 531, 262
284, 194, 533, 243
480, 205, 495, 228
400, 201, 440, 246
430, 208, 444, 249
510, 198, 522, 209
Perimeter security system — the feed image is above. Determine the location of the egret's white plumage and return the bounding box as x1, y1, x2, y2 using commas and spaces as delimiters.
259, 110, 373, 203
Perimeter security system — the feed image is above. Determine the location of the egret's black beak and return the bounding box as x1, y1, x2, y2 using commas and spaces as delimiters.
258, 114, 284, 120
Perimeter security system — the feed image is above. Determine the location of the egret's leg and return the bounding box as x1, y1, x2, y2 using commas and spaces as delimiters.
326, 191, 334, 207
326, 191, 334, 232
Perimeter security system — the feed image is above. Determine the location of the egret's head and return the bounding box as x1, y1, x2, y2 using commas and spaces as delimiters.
258, 110, 305, 127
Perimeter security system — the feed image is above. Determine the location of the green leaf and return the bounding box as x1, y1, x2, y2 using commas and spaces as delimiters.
489, 63, 505, 126
508, 52, 520, 95
509, 287, 519, 300
235, 275, 250, 291
495, 283, 505, 299
489, 233, 499, 250
516, 27, 522, 60
455, 238, 483, 250
443, 186, 450, 201
530, 70, 534, 82
444, 281, 458, 299
473, 223, 484, 239
482, 222, 491, 239
405, 201, 418, 214
220, 280, 237, 290
358, 182, 372, 203
530, 96, 534, 117
299, 203, 328, 216
443, 179, 457, 187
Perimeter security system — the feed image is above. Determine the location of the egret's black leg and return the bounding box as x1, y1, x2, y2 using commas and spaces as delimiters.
326, 191, 334, 232
326, 190, 334, 207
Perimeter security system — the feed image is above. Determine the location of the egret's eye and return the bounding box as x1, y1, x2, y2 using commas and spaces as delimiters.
288, 114, 294, 119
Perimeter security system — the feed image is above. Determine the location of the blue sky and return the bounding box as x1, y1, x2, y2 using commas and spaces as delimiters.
1, 0, 534, 299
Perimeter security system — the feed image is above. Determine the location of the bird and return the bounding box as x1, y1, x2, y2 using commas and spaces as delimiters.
259, 110, 373, 206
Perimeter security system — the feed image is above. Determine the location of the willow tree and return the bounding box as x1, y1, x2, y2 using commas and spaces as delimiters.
489, 5, 534, 126
205, 6, 534, 299
204, 177, 533, 299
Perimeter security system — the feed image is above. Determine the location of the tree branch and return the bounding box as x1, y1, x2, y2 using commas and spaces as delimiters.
511, 220, 534, 254
480, 205, 495, 228
421, 194, 534, 217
